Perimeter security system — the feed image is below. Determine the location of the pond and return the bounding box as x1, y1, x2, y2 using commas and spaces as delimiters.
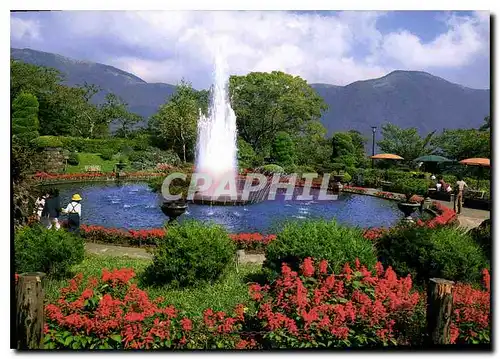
54, 182, 402, 233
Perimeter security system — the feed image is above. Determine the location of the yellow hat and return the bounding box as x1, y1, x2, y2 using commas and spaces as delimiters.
72, 194, 82, 201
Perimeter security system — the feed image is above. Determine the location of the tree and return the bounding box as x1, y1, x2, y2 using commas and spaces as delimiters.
270, 131, 296, 168
99, 93, 142, 138
12, 92, 40, 143
149, 81, 199, 163
479, 115, 491, 132
433, 128, 490, 160
229, 71, 328, 153
377, 123, 436, 164
293, 120, 331, 169
331, 132, 356, 167
12, 141, 37, 228
237, 137, 258, 169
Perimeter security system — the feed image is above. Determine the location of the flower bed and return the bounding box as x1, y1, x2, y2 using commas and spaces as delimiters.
35, 259, 490, 349
342, 186, 368, 194
43, 268, 250, 349
81, 225, 276, 251
34, 171, 165, 183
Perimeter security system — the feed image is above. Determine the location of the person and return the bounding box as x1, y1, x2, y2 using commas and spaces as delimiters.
34, 193, 48, 220
62, 194, 82, 233
41, 188, 61, 230
454, 177, 468, 214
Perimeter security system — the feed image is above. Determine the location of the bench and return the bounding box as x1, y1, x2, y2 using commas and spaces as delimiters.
85, 165, 102, 173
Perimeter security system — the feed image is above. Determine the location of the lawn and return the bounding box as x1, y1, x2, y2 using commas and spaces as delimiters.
66, 153, 126, 173
44, 254, 262, 317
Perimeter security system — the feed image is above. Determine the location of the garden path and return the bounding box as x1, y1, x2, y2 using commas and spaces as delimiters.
84, 242, 266, 264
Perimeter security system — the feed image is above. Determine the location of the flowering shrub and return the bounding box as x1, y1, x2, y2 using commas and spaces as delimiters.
43, 268, 250, 349
450, 269, 491, 344
229, 233, 277, 251
250, 258, 421, 348
421, 202, 457, 228
342, 186, 368, 194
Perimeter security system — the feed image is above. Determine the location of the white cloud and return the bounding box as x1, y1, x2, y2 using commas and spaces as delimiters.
9, 11, 490, 88
10, 17, 41, 42
378, 11, 489, 68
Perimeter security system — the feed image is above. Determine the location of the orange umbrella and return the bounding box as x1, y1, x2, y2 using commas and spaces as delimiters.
459, 158, 490, 167
370, 153, 404, 160
459, 158, 490, 190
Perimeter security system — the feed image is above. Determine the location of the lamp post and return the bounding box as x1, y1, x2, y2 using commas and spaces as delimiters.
371, 126, 377, 168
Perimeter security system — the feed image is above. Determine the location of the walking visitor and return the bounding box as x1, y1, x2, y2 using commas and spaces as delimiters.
41, 188, 61, 230
454, 177, 468, 214
62, 194, 83, 233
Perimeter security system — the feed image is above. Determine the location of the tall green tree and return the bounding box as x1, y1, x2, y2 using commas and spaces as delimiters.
293, 120, 331, 169
149, 81, 199, 163
229, 71, 327, 153
377, 123, 436, 163
270, 131, 296, 168
99, 93, 142, 138
432, 128, 490, 160
12, 92, 40, 143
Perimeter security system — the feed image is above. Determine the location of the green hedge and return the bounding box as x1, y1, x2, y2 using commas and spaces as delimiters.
376, 225, 489, 285
35, 135, 142, 153
263, 219, 377, 280
15, 225, 85, 278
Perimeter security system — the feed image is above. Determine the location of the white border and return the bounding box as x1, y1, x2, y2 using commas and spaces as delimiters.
2, 1, 497, 358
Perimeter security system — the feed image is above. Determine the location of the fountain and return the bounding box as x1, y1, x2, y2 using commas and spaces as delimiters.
191, 46, 269, 205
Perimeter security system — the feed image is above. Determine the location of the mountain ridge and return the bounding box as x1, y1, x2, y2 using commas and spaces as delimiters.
11, 47, 490, 137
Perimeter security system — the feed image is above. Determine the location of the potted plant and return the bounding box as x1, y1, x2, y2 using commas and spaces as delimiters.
394, 179, 427, 222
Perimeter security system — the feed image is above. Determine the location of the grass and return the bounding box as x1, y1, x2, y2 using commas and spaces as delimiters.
66, 153, 129, 173
44, 254, 262, 317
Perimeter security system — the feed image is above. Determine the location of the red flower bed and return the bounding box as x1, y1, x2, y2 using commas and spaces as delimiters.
80, 225, 164, 246
229, 233, 277, 251
342, 186, 368, 194
34, 171, 164, 182
450, 269, 490, 344
44, 268, 251, 349
80, 225, 276, 250
363, 227, 389, 241
249, 257, 421, 347
29, 259, 488, 349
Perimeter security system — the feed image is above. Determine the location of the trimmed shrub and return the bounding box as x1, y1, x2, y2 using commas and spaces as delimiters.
376, 225, 489, 285
263, 219, 377, 279
15, 225, 85, 278
391, 178, 429, 199
144, 221, 236, 288
35, 136, 64, 148
67, 152, 79, 165
99, 148, 115, 161
129, 148, 181, 171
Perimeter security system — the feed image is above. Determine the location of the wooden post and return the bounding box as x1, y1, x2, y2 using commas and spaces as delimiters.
427, 278, 454, 345
16, 272, 46, 350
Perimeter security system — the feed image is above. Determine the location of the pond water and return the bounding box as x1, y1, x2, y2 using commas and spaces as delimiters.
54, 182, 402, 233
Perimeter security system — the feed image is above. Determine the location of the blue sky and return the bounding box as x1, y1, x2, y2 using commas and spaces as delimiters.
10, 10, 490, 89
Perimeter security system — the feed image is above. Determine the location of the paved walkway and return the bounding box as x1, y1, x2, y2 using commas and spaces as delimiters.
85, 242, 266, 264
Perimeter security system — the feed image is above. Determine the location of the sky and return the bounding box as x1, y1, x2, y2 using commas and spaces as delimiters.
10, 10, 490, 90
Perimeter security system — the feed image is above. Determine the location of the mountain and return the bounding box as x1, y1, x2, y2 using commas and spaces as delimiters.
11, 48, 490, 139
311, 71, 490, 137
11, 48, 176, 119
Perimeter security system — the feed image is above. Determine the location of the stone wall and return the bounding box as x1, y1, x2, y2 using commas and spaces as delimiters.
36, 147, 69, 173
